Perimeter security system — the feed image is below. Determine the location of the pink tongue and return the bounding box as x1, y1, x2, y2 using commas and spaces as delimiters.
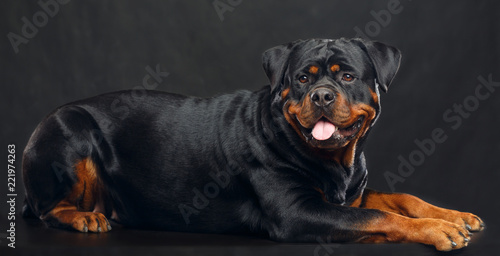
312, 120, 336, 140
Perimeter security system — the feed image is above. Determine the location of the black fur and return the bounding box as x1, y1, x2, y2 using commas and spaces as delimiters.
23, 38, 401, 242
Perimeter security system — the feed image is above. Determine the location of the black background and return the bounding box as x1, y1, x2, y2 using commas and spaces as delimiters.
1, 0, 499, 255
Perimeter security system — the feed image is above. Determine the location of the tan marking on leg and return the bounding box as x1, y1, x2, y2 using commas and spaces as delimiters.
358, 211, 470, 251
357, 189, 485, 232
42, 157, 111, 232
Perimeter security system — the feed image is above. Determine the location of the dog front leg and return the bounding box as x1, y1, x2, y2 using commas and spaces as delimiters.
350, 188, 485, 232
260, 191, 471, 251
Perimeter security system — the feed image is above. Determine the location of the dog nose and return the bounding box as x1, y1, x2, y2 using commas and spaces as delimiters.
310, 88, 335, 107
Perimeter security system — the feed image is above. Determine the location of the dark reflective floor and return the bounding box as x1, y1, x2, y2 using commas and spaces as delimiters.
1, 217, 495, 256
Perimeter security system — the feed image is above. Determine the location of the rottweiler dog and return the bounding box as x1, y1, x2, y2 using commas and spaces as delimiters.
22, 38, 484, 251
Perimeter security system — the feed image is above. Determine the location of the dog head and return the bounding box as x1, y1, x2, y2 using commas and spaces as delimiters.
263, 38, 401, 166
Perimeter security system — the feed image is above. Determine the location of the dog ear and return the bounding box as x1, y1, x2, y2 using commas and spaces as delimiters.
262, 41, 299, 91
355, 39, 402, 92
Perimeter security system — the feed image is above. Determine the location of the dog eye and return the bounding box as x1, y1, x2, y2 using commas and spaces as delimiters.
342, 74, 355, 82
298, 75, 309, 83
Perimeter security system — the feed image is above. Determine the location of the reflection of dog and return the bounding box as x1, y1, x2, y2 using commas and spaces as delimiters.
22, 38, 484, 251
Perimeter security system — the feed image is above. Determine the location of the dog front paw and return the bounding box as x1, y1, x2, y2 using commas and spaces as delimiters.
412, 218, 471, 251
439, 210, 485, 232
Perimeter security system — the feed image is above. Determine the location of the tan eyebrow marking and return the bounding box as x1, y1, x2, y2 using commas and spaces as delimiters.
330, 64, 340, 72
308, 65, 319, 74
